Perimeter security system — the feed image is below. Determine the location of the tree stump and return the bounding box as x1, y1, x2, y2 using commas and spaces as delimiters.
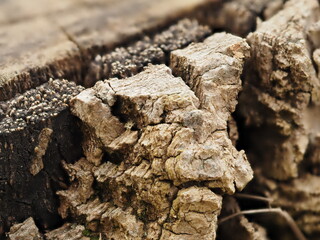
2, 0, 320, 240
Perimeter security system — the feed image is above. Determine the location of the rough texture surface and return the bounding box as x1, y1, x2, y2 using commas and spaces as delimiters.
0, 0, 217, 101
195, 0, 285, 37
0, 79, 83, 132
237, 0, 320, 238
74, 60, 252, 193
29, 127, 53, 176
239, 0, 320, 180
160, 187, 222, 240
0, 80, 84, 234
8, 218, 42, 240
59, 36, 251, 239
170, 32, 253, 191
2, 1, 308, 239
45, 224, 87, 240
84, 19, 211, 87
0, 0, 283, 102
171, 32, 251, 124
0, 17, 83, 101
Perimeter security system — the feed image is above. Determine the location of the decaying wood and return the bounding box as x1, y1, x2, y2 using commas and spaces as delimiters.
4, 0, 320, 239
0, 17, 83, 101
195, 0, 286, 37
0, 0, 220, 101
0, 18, 212, 237
238, 0, 320, 239
8, 219, 89, 240
84, 19, 211, 87
240, 0, 320, 180
0, 0, 282, 102
0, 80, 84, 234
7, 218, 42, 240
45, 224, 87, 240
51, 32, 251, 240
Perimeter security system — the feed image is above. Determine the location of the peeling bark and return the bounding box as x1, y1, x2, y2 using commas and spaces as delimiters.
30, 128, 53, 176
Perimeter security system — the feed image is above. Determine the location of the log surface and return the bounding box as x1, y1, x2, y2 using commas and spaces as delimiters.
0, 0, 215, 101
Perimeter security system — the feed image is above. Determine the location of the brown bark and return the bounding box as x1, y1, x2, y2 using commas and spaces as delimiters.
54, 31, 251, 240
5, 0, 320, 240
238, 0, 320, 239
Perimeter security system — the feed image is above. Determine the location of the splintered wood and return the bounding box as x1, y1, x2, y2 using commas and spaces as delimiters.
0, 18, 214, 237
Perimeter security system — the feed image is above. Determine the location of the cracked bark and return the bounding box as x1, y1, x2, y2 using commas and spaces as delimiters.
3, 0, 315, 239
237, 0, 320, 239
51, 31, 252, 240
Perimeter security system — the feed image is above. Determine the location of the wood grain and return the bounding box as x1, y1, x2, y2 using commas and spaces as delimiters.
0, 0, 213, 101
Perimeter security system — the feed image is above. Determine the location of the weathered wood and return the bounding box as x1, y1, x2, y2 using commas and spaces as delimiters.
194, 0, 284, 37
0, 17, 83, 101
239, 0, 320, 180
0, 80, 84, 235
0, 0, 296, 239
0, 18, 211, 238
1, 0, 280, 102
50, 0, 212, 50
7, 218, 42, 240
84, 19, 211, 87
54, 32, 252, 239
238, 0, 320, 238
0, 0, 285, 104
0, 0, 219, 101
